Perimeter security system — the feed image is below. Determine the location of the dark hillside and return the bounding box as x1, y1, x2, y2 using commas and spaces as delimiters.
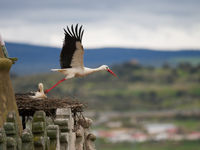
6, 42, 200, 75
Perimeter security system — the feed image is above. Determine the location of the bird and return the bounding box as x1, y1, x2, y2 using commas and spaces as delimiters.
45, 24, 117, 94
30, 83, 47, 99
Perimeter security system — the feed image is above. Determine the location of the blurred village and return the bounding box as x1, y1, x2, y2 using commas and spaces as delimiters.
88, 111, 200, 143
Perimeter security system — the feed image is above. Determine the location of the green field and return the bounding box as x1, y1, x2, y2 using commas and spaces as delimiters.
171, 57, 200, 65
11, 62, 200, 111
96, 139, 200, 150
173, 119, 200, 132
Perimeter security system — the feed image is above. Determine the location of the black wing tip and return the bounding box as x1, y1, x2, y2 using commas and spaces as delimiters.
64, 24, 84, 42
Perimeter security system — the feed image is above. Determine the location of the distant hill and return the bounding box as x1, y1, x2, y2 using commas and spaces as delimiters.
6, 42, 200, 75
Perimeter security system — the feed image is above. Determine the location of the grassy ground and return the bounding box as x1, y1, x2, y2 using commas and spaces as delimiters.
171, 57, 200, 65
96, 139, 200, 150
173, 119, 200, 132
135, 140, 200, 150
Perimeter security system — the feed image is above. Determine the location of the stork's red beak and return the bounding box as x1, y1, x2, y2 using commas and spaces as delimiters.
107, 69, 117, 77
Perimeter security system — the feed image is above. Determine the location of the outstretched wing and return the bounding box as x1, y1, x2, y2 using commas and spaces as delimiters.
60, 24, 84, 69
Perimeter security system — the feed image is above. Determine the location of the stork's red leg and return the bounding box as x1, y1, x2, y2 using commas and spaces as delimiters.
45, 78, 67, 94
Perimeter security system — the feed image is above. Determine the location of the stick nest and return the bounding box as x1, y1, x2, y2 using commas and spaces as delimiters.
15, 93, 86, 116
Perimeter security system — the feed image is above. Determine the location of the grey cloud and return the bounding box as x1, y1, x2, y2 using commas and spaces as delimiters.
1, 0, 199, 24
0, 0, 200, 49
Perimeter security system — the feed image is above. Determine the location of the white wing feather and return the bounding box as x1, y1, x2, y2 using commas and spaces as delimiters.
70, 41, 84, 68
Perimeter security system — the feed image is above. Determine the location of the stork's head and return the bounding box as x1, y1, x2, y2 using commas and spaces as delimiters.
101, 65, 117, 77
38, 83, 44, 92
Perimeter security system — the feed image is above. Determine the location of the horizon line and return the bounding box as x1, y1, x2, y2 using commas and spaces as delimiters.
5, 41, 200, 52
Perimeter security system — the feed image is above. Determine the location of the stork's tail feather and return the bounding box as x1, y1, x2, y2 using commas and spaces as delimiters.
51, 68, 67, 73
51, 69, 59, 72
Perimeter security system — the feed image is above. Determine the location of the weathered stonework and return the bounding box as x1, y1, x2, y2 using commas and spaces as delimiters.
0, 110, 96, 150
0, 46, 22, 133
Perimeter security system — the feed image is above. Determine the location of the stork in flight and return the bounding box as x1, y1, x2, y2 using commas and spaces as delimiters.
45, 24, 117, 94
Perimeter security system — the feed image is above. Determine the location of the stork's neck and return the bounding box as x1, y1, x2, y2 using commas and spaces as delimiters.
41, 88, 44, 93
39, 87, 44, 93
38, 84, 45, 93
84, 66, 105, 75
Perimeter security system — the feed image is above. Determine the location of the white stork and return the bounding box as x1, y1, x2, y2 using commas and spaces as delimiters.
30, 83, 47, 99
45, 24, 117, 93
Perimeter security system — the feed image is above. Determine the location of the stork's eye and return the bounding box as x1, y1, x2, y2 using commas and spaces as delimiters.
106, 67, 109, 69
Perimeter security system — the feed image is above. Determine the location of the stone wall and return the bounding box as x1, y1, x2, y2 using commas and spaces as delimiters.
0, 109, 96, 150
0, 43, 22, 132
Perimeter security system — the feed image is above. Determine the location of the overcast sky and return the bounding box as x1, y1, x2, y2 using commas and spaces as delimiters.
0, 0, 200, 50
